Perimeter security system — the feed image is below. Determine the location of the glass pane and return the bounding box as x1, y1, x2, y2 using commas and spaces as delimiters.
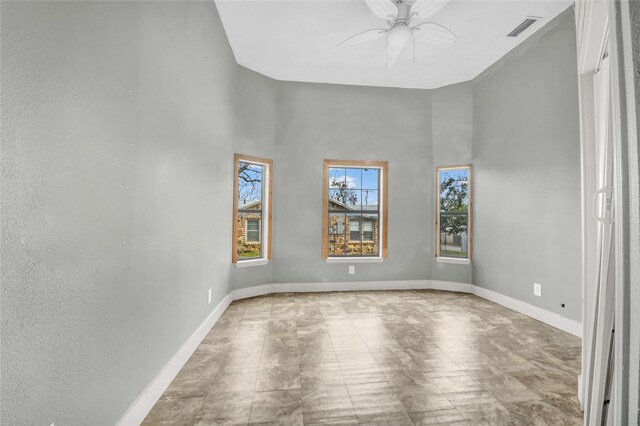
344, 241, 362, 256
329, 234, 347, 256
329, 213, 346, 235
439, 212, 469, 258
237, 212, 262, 259
361, 189, 378, 211
362, 168, 379, 190
439, 168, 469, 213
329, 168, 346, 189
361, 214, 378, 255
346, 213, 361, 247
345, 190, 360, 210
328, 189, 350, 210
329, 185, 359, 209
362, 235, 378, 255
346, 168, 362, 189
238, 162, 263, 207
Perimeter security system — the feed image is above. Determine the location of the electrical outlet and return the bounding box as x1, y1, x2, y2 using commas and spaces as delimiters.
533, 283, 542, 297
348, 265, 355, 275
208, 289, 212, 304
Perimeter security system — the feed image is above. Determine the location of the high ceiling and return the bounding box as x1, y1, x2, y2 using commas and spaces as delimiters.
215, 0, 572, 90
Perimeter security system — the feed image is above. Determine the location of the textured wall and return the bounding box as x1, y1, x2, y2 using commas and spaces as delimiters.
430, 82, 474, 284
472, 11, 582, 321
0, 1, 275, 424
268, 82, 434, 285
230, 66, 277, 288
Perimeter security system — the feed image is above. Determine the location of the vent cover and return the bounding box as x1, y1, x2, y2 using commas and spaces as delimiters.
507, 17, 540, 37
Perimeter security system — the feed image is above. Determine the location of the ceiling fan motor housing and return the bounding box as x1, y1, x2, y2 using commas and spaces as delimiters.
394, 1, 411, 24
337, 0, 456, 68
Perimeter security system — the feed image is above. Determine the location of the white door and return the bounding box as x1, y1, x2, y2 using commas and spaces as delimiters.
583, 55, 616, 426
576, 1, 636, 424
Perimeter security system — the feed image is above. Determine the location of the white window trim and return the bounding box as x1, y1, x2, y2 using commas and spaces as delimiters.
234, 155, 272, 266
326, 257, 383, 264
324, 161, 386, 260
436, 164, 472, 262
235, 258, 269, 268
436, 257, 471, 265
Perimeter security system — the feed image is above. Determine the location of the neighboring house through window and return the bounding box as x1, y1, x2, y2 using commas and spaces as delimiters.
322, 160, 388, 259
232, 154, 273, 264
436, 165, 472, 262
363, 220, 374, 242
246, 219, 260, 243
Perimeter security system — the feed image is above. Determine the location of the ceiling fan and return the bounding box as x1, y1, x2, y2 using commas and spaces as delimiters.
338, 0, 456, 68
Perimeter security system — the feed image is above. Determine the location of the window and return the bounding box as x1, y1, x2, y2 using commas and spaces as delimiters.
363, 220, 374, 242
436, 165, 472, 261
349, 220, 360, 241
232, 154, 272, 264
246, 219, 260, 243
323, 160, 388, 259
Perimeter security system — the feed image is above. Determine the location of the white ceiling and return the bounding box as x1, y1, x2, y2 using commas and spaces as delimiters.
216, 0, 572, 90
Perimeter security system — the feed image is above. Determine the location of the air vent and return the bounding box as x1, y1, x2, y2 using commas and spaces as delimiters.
507, 17, 540, 37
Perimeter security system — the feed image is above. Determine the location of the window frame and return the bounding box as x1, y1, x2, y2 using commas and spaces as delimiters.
322, 159, 388, 260
232, 154, 273, 265
435, 164, 473, 263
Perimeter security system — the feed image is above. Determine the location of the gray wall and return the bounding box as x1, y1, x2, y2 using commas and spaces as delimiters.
430, 82, 474, 284
472, 11, 582, 321
230, 67, 277, 288
268, 82, 434, 285
1, 1, 275, 424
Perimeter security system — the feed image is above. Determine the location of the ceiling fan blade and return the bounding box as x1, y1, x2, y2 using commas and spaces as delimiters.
409, 0, 450, 21
338, 29, 387, 48
386, 25, 412, 68
364, 0, 398, 21
412, 22, 457, 43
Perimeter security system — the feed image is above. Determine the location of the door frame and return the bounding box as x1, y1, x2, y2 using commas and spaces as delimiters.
575, 0, 636, 424
609, 1, 636, 424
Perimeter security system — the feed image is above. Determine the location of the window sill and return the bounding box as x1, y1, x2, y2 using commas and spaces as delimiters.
326, 257, 384, 264
235, 259, 269, 268
436, 257, 471, 265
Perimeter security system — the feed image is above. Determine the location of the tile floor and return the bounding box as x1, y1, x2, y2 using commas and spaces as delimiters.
143, 290, 583, 425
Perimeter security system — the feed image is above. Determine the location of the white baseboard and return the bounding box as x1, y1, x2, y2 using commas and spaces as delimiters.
471, 285, 582, 337
429, 280, 475, 293
117, 293, 233, 426
119, 279, 581, 425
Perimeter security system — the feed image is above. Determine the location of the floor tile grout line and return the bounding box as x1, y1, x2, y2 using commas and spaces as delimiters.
340, 298, 417, 425
365, 318, 458, 425
327, 300, 365, 425
246, 303, 271, 425
192, 306, 247, 423
423, 346, 515, 424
